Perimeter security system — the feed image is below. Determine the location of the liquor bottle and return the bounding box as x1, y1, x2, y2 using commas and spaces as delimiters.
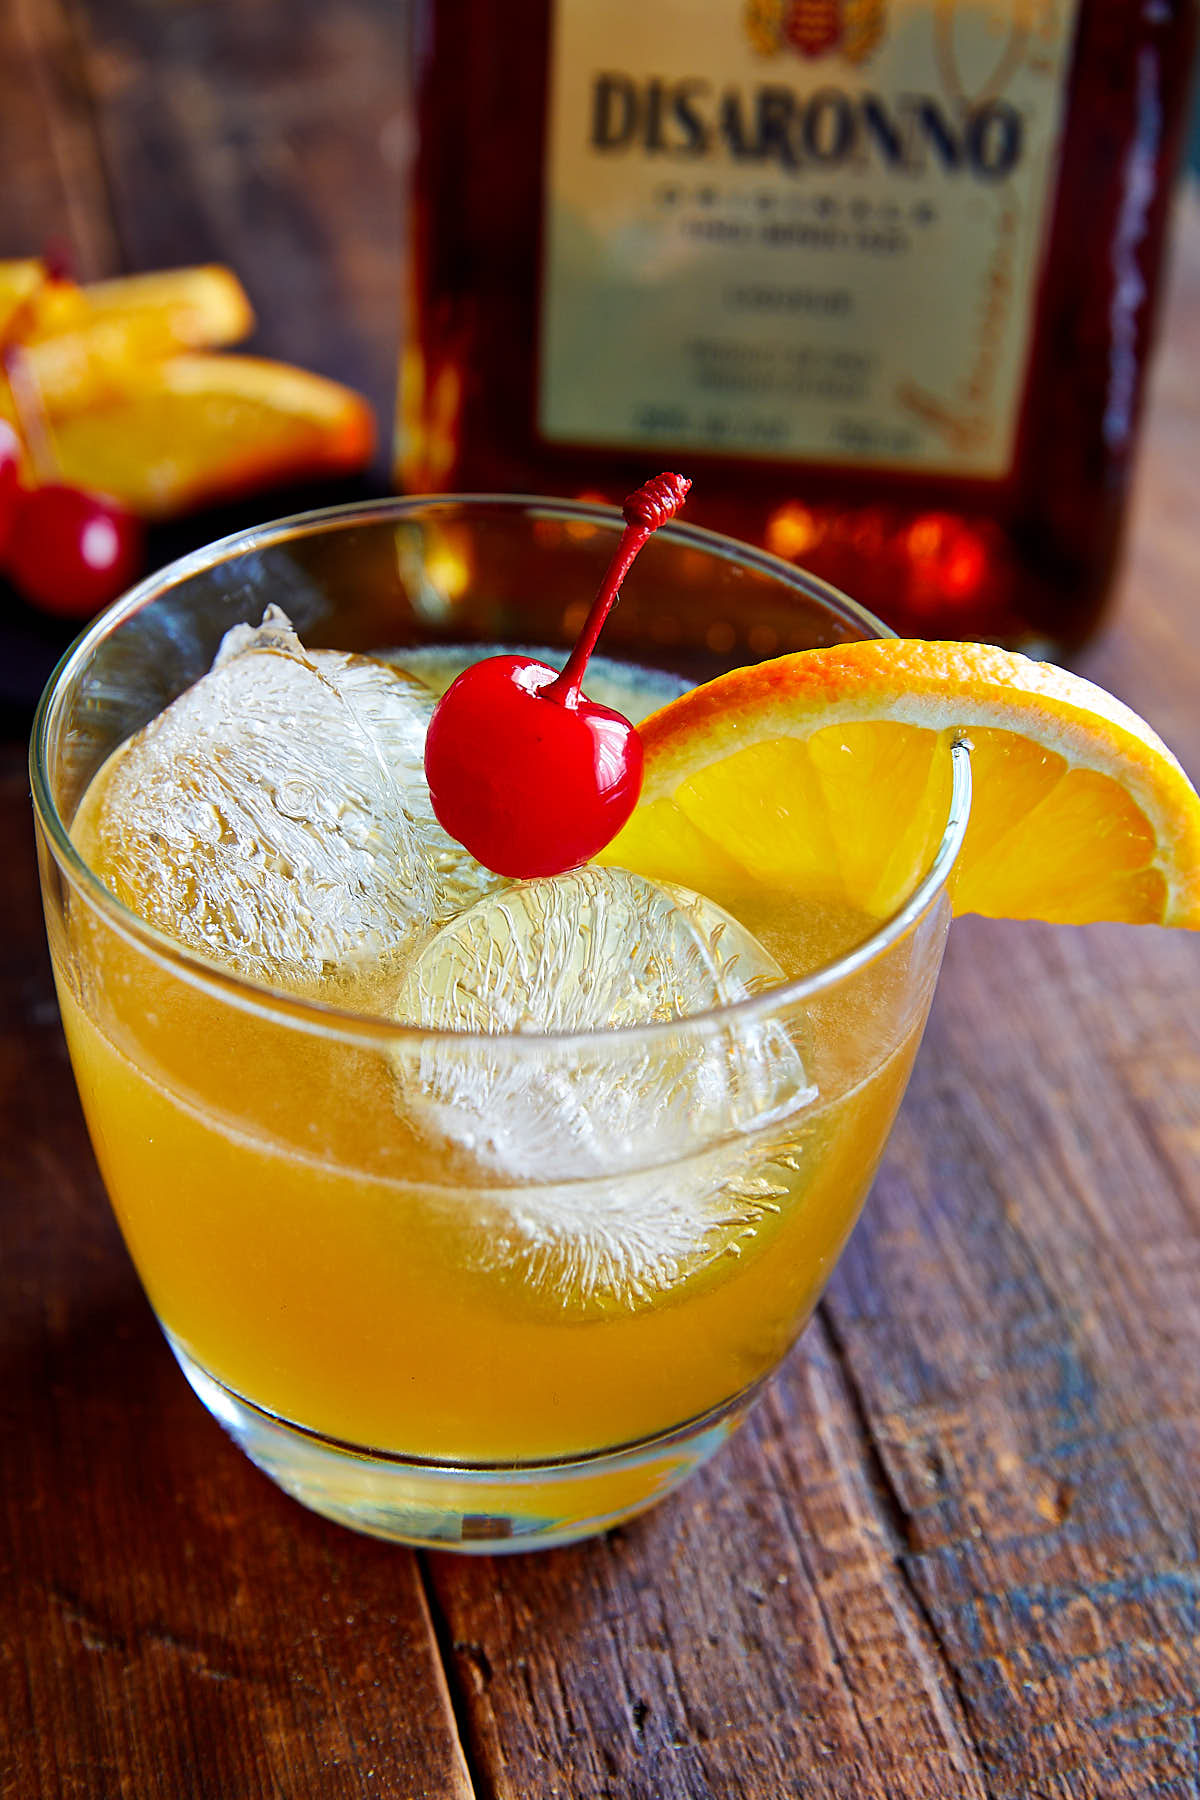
397, 0, 1198, 656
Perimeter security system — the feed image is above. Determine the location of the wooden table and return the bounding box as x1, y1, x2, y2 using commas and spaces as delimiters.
3, 6, 1199, 1795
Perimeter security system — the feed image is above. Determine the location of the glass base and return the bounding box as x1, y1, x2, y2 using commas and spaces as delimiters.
168, 1335, 759, 1552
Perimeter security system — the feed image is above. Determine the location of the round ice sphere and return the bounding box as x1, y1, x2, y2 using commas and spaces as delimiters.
391, 866, 815, 1309
74, 610, 443, 987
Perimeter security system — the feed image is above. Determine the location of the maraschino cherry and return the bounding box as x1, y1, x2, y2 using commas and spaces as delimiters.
424, 473, 691, 879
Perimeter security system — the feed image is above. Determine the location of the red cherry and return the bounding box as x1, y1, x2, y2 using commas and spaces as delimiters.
425, 473, 691, 879
425, 654, 645, 878
5, 483, 144, 618
0, 420, 20, 558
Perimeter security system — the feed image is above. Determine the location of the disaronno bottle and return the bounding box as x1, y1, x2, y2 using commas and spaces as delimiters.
398, 1, 1197, 653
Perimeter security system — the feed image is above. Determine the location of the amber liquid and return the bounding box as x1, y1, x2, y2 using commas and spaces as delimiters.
55, 907, 918, 1464
398, 0, 1197, 653
60, 654, 932, 1466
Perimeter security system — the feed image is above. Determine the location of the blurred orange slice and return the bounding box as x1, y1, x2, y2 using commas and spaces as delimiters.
13, 263, 255, 413
0, 259, 46, 336
601, 640, 1200, 929
46, 352, 375, 517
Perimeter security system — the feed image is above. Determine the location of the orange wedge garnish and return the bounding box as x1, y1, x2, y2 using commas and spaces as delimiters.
44, 352, 375, 517
600, 640, 1200, 928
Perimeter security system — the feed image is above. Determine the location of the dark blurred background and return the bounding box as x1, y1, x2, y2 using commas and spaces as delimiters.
2, 4, 1198, 733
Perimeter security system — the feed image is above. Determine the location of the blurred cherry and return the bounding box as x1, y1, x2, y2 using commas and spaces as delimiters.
0, 420, 21, 559
5, 483, 144, 618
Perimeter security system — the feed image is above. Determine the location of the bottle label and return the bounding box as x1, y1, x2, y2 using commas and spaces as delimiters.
539, 0, 1081, 477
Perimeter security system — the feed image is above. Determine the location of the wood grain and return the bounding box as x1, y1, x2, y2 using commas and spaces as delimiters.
1, 0, 120, 275
423, 1319, 994, 1800
0, 1, 1197, 1792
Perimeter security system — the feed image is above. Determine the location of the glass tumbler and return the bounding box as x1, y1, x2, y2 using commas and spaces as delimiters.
31, 496, 970, 1551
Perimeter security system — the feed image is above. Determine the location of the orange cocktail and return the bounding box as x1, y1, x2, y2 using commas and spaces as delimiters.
33, 496, 968, 1550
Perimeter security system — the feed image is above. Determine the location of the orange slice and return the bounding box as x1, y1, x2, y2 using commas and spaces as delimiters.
600, 640, 1200, 929
23, 265, 255, 414
45, 352, 375, 517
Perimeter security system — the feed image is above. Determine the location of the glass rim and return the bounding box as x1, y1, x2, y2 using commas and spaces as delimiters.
30, 492, 973, 1052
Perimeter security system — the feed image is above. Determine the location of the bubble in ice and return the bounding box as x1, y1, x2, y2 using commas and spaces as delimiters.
391, 866, 815, 1309
78, 606, 486, 987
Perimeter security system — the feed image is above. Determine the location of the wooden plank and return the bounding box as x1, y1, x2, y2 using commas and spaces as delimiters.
423, 1320, 991, 1800
0, 746, 476, 1799
1, 0, 120, 274
825, 913, 1200, 1800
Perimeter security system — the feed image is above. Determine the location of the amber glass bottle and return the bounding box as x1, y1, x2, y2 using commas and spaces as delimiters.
398, 1, 1197, 655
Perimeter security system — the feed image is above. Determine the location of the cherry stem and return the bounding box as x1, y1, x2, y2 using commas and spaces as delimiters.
545, 472, 691, 704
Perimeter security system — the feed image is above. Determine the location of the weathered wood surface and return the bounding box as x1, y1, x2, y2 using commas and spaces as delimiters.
2, 3, 1198, 1795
